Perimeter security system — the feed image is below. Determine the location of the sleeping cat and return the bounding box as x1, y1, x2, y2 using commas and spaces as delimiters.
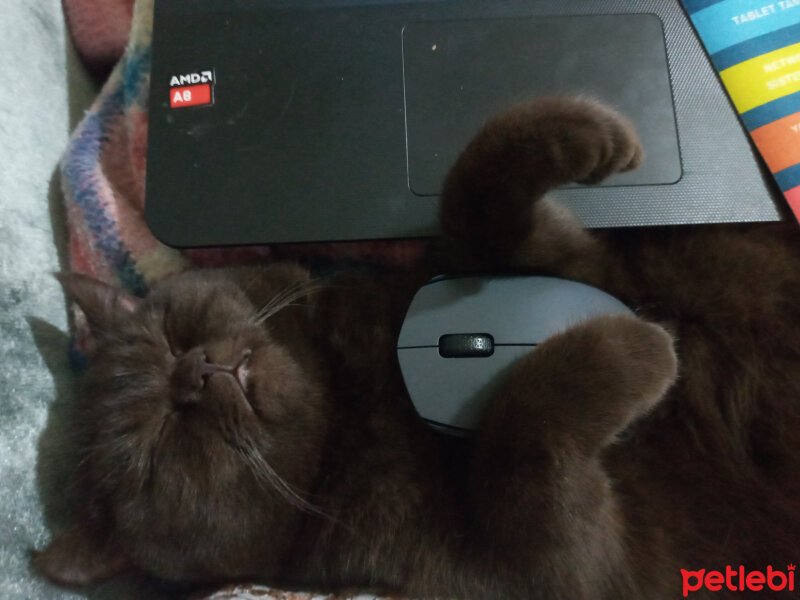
34, 97, 800, 599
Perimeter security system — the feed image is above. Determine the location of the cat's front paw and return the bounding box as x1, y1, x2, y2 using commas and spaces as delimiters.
487, 314, 677, 452
495, 96, 644, 186
558, 314, 677, 445
578, 314, 678, 412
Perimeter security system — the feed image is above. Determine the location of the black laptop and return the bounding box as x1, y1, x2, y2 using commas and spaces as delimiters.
145, 0, 783, 247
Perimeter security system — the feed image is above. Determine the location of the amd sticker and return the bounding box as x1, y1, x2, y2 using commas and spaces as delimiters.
170, 70, 214, 108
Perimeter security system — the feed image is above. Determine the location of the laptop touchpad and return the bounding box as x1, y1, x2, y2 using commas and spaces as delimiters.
403, 15, 682, 195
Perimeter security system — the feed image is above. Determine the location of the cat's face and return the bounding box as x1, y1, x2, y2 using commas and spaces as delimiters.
37, 268, 329, 584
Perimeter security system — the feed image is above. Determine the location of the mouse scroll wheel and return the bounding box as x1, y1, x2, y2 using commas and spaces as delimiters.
438, 334, 494, 358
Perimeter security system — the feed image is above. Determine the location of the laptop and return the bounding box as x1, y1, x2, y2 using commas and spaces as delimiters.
145, 0, 784, 247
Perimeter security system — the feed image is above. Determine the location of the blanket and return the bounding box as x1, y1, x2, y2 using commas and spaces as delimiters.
60, 0, 424, 598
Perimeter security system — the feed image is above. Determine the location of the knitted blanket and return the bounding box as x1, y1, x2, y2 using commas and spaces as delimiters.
61, 0, 422, 598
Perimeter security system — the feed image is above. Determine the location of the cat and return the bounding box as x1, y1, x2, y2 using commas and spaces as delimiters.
33, 96, 800, 599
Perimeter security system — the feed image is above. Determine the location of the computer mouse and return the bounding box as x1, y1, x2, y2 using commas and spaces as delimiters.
396, 275, 634, 434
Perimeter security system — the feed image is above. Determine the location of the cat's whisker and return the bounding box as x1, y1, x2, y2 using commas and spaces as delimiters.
251, 279, 331, 325
236, 442, 335, 522
251, 280, 306, 321
268, 279, 327, 312
250, 279, 311, 323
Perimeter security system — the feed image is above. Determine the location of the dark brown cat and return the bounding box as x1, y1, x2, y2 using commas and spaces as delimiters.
34, 97, 800, 599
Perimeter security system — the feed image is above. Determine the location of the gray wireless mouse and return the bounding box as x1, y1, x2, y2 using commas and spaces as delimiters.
396, 276, 634, 434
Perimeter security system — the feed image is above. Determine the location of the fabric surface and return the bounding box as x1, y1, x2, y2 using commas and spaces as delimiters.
0, 0, 99, 597
62, 0, 135, 74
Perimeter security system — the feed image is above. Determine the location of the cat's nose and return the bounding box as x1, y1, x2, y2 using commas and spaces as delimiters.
170, 348, 224, 403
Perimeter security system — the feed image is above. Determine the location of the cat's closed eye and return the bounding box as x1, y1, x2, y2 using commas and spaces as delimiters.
161, 306, 184, 357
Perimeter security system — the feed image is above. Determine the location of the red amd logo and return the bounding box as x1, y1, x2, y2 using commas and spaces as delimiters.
169, 70, 214, 108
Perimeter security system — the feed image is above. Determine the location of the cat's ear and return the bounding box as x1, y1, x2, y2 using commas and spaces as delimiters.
32, 520, 133, 586
55, 273, 141, 335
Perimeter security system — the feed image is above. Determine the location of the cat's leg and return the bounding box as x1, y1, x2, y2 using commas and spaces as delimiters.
468, 314, 677, 599
438, 96, 642, 280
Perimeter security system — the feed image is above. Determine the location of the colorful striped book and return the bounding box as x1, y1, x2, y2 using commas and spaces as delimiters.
682, 0, 800, 219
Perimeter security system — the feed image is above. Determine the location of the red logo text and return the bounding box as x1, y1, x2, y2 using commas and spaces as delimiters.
169, 84, 212, 108
681, 565, 795, 597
